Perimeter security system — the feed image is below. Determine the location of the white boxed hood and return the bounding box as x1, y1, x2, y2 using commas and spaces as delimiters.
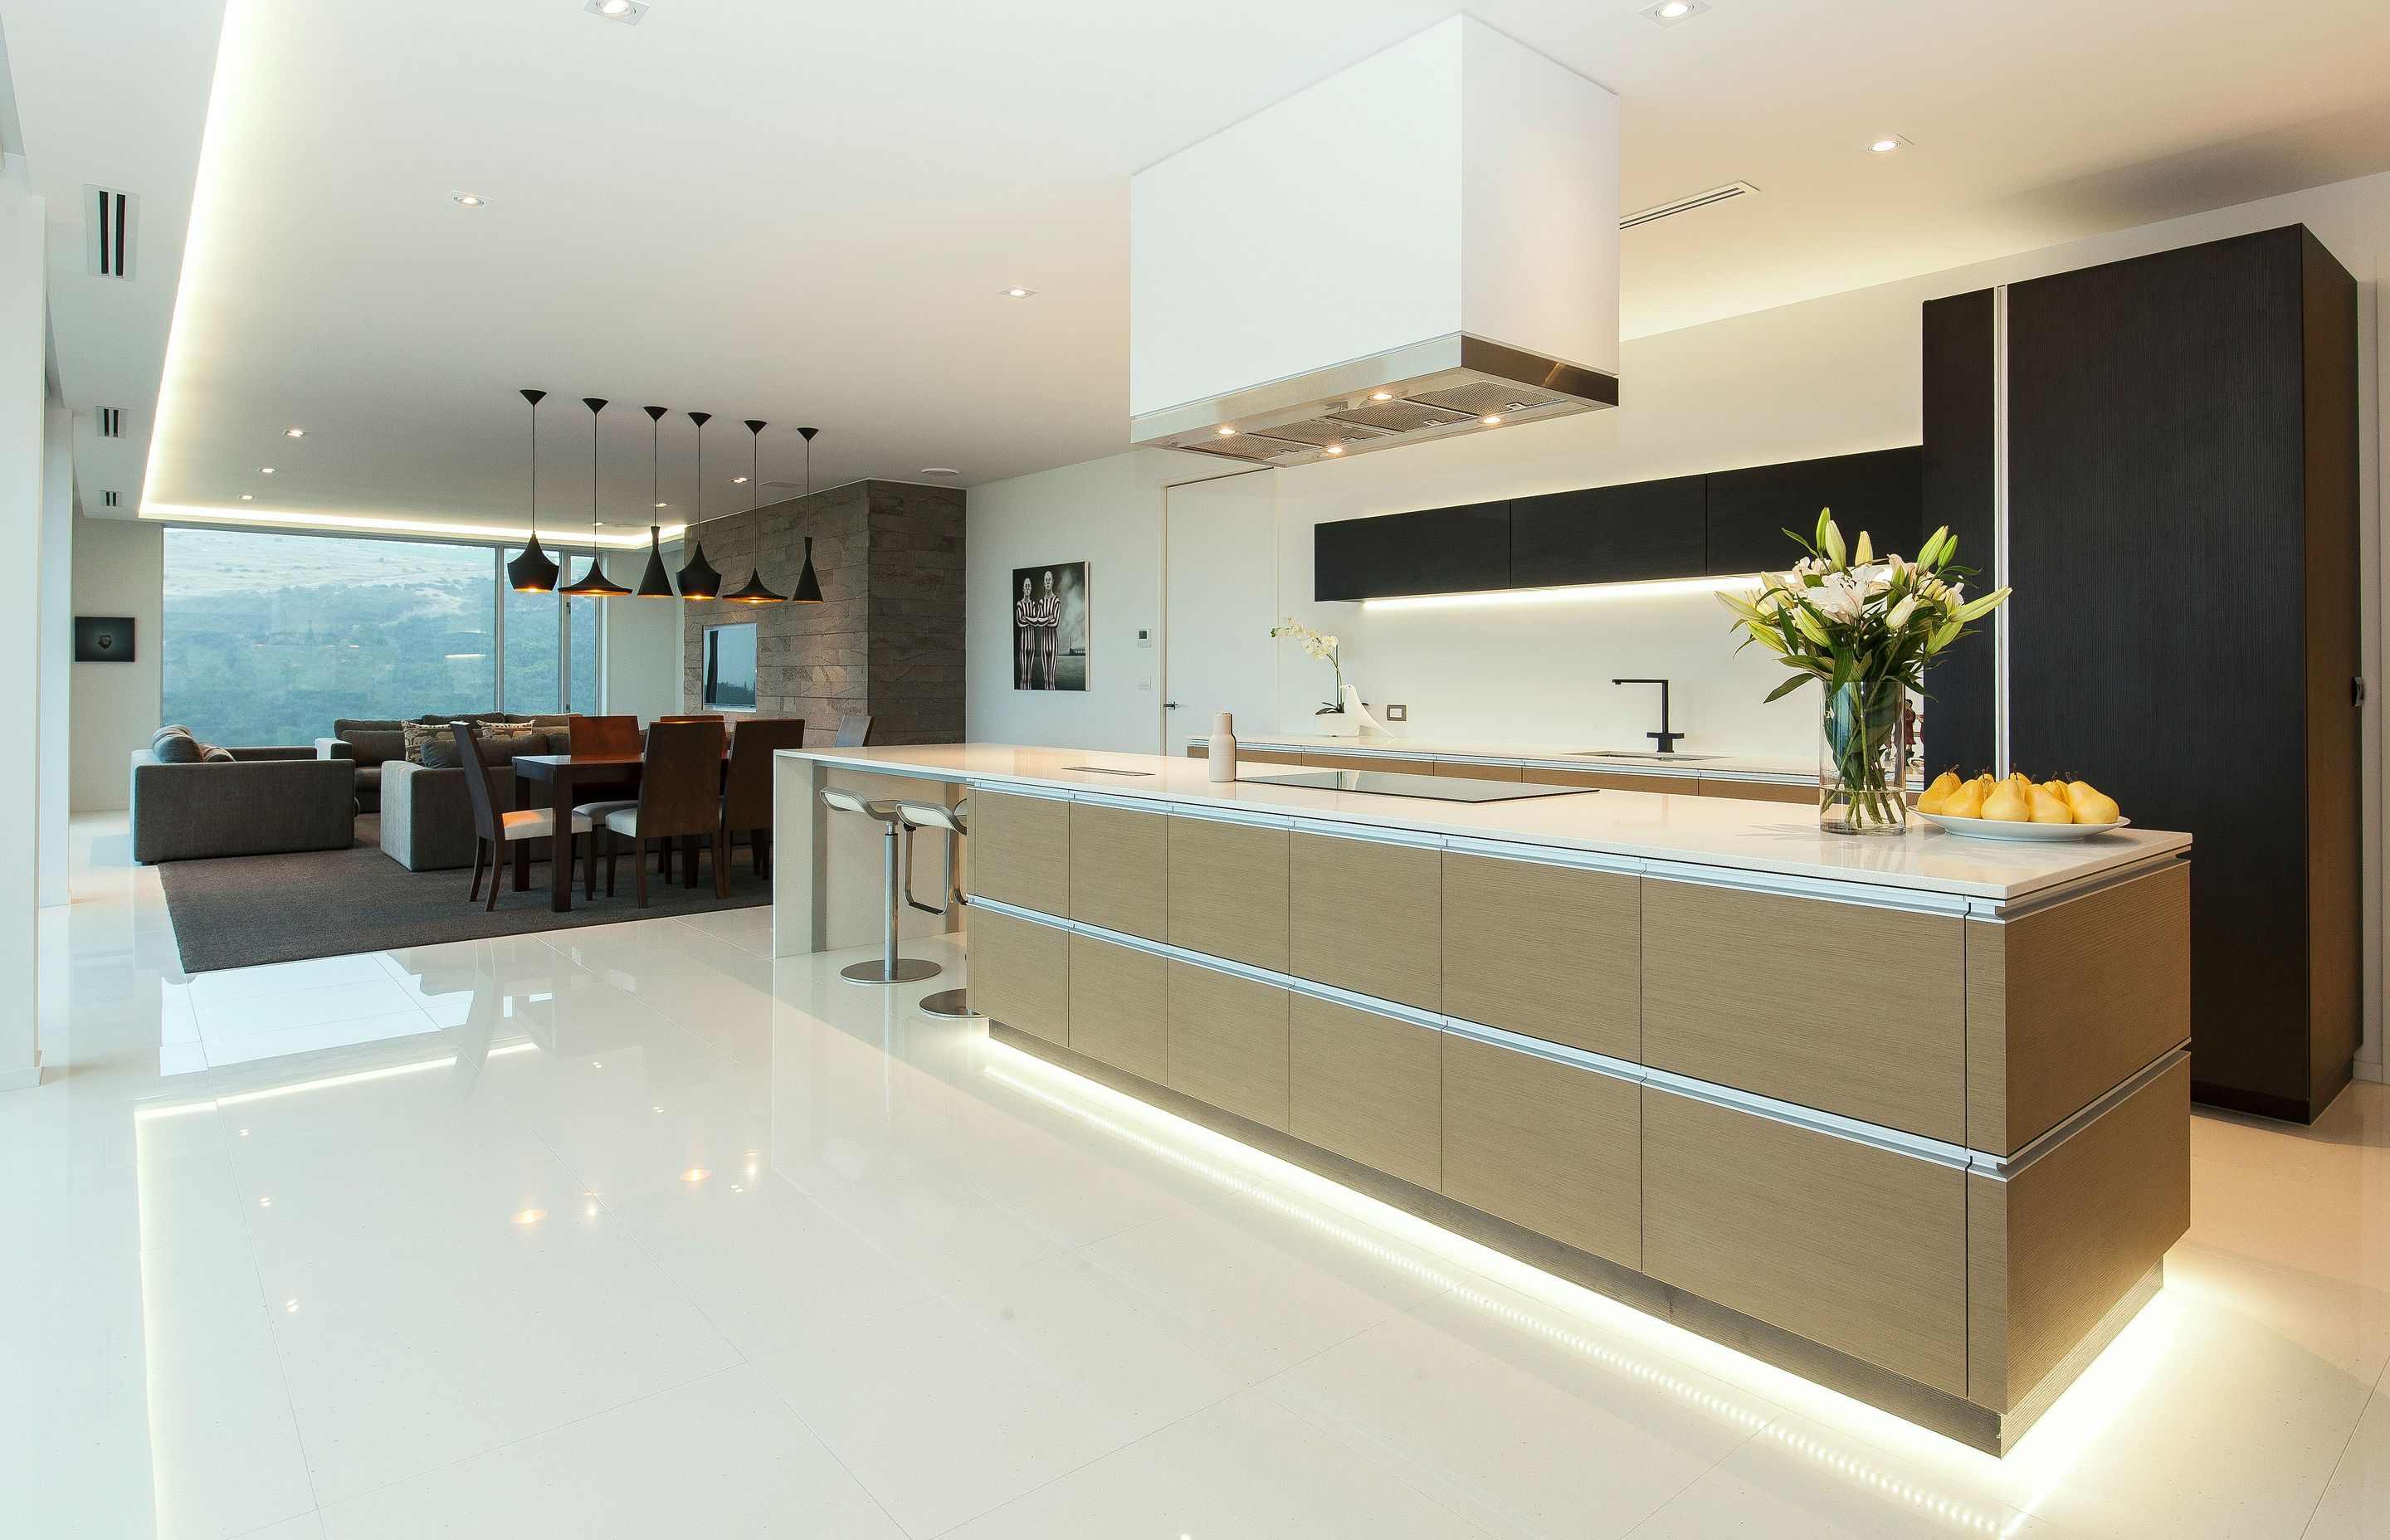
1129, 17, 1620, 465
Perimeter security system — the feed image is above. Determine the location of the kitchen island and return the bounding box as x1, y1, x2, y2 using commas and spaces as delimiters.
1180, 729, 1828, 802
773, 743, 2191, 1453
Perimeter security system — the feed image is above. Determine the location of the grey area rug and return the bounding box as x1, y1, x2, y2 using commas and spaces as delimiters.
156, 816, 771, 973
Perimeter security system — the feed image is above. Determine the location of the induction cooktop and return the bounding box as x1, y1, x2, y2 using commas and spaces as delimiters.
1235, 769, 1594, 804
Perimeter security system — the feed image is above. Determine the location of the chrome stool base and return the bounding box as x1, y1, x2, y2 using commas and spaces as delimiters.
840, 958, 944, 986
915, 987, 980, 1019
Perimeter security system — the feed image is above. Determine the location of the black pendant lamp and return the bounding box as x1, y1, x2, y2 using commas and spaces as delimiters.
676, 412, 721, 599
505, 389, 560, 592
560, 397, 631, 597
720, 419, 787, 604
633, 405, 676, 597
789, 426, 824, 603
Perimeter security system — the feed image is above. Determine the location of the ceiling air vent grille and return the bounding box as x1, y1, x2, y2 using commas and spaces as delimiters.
1620, 180, 1758, 231
98, 407, 123, 438
85, 186, 139, 279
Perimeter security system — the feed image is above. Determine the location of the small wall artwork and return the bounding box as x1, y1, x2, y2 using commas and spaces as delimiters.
1012, 561, 1089, 691
75, 616, 136, 663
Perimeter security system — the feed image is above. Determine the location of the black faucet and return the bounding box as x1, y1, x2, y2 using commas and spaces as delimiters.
1612, 678, 1684, 753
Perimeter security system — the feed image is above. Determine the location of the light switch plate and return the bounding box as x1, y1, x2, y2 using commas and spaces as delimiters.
1386, 704, 1408, 721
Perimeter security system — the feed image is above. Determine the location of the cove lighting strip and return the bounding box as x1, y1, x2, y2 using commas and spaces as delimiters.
140, 501, 685, 548
1363, 574, 1763, 612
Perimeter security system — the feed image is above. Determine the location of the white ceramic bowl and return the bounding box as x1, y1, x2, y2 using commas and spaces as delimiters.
1917, 810, 2130, 841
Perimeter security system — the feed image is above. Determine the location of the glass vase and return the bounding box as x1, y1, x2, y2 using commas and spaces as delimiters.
1818, 680, 1910, 836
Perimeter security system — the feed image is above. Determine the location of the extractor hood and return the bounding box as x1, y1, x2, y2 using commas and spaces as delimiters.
1129, 17, 1620, 466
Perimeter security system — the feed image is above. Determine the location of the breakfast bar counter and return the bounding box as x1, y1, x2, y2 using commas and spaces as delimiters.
773, 743, 2193, 1452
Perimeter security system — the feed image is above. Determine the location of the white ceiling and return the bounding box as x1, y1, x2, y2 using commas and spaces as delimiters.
11, 0, 2390, 543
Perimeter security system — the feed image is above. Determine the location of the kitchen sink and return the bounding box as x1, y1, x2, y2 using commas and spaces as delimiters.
1570, 750, 1725, 763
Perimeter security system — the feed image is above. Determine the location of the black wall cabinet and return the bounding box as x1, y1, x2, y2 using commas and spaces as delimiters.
1312, 448, 1923, 602
1704, 448, 1922, 577
1923, 224, 2360, 1123
1312, 500, 1511, 602
1510, 475, 1705, 587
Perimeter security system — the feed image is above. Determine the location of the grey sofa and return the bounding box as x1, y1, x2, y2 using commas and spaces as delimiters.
376, 727, 579, 872
130, 747, 358, 863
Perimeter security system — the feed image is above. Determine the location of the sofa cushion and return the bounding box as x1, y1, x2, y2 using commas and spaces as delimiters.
400, 720, 457, 763
202, 746, 237, 763
482, 729, 547, 763
417, 733, 464, 770
152, 731, 204, 764
546, 729, 573, 755
344, 729, 406, 767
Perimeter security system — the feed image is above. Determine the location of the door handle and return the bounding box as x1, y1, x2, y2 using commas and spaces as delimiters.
1163, 700, 1178, 709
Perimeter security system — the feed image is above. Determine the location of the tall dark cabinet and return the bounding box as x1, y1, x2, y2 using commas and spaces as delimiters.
1923, 225, 2361, 1123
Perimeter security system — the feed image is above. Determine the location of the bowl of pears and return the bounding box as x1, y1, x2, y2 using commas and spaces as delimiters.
1914, 771, 2127, 841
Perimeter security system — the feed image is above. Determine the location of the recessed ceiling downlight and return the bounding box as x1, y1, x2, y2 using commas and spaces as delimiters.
284, 427, 305, 438
1642, 0, 1708, 24
1001, 286, 1034, 299
919, 467, 961, 477
1868, 134, 1913, 154
449, 191, 490, 207
586, 0, 647, 22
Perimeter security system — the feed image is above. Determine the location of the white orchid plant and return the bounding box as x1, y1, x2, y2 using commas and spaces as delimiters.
1719, 509, 2010, 704
1270, 617, 1347, 715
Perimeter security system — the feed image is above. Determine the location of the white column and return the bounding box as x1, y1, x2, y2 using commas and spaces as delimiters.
0, 177, 47, 1090
38, 402, 71, 908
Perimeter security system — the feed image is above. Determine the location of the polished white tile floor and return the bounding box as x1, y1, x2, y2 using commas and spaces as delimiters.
7, 812, 2388, 1538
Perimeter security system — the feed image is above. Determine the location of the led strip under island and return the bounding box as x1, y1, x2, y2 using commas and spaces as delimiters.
769, 744, 2196, 1455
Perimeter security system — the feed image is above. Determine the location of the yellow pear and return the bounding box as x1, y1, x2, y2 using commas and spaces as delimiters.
2066, 780, 2122, 825
1918, 771, 1960, 814
2040, 779, 2068, 800
1982, 782, 2032, 821
2027, 785, 2074, 823
1940, 778, 1987, 818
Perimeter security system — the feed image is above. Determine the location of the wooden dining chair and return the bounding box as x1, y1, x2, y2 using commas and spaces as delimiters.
599, 719, 729, 904
832, 714, 874, 747
566, 714, 641, 756
721, 718, 807, 879
656, 714, 724, 723
455, 723, 594, 909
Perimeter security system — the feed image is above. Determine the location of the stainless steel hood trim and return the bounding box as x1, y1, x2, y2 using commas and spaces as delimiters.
1130, 332, 1618, 450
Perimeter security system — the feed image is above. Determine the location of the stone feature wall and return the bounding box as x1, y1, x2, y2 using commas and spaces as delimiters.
680, 480, 964, 744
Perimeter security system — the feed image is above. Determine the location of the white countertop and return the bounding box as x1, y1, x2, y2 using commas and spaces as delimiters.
1180, 731, 1812, 782
782, 744, 2187, 904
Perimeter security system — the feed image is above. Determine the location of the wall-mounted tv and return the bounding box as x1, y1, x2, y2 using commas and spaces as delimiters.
703, 622, 758, 710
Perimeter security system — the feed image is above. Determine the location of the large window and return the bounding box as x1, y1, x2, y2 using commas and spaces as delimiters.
162, 529, 607, 746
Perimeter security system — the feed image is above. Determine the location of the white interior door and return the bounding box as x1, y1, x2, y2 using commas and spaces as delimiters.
1163, 470, 1280, 750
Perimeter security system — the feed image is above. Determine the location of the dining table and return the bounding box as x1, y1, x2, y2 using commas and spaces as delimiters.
510, 750, 728, 913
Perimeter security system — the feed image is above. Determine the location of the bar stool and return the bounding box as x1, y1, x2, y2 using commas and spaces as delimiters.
818, 787, 944, 985
895, 797, 980, 1020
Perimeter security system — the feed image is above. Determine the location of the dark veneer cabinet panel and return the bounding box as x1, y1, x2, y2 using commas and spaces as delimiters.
1928, 225, 2359, 1121
1919, 291, 1997, 779
1704, 447, 1924, 577
1314, 501, 1511, 601
1510, 477, 1705, 587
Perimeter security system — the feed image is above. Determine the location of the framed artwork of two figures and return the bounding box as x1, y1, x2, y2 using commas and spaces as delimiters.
1012, 561, 1089, 691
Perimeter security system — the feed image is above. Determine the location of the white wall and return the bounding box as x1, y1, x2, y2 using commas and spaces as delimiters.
601, 582, 683, 724
967, 449, 1246, 751
968, 167, 2390, 1076
69, 515, 163, 813
38, 402, 71, 905
1, 178, 43, 1090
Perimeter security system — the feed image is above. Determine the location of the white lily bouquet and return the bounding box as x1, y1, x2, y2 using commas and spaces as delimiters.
1719, 510, 2010, 834
1270, 617, 1347, 716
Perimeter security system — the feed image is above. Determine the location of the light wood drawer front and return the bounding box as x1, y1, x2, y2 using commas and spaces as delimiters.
1968, 1058, 2189, 1411
1287, 995, 1441, 1189
1287, 833, 1442, 1010
1642, 880, 1966, 1142
1167, 817, 1290, 972
1519, 766, 1693, 793
1433, 759, 1524, 781
1441, 854, 1638, 1059
1966, 861, 2191, 1154
1644, 1089, 1968, 1394
1441, 1036, 1641, 1268
1166, 962, 1289, 1130
970, 909, 1069, 1046
1067, 803, 1169, 941
1696, 777, 1818, 805
968, 790, 1070, 912
1066, 934, 1168, 1084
